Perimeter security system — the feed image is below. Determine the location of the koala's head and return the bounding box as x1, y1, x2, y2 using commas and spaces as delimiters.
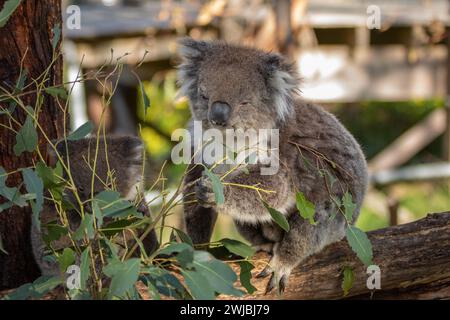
49, 136, 144, 207
177, 38, 300, 131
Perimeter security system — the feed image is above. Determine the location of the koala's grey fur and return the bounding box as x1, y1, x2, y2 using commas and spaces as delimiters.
178, 38, 369, 293
31, 135, 158, 276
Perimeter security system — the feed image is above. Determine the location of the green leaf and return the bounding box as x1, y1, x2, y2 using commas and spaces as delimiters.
144, 266, 186, 299
296, 191, 316, 225
101, 238, 119, 260
2, 283, 32, 300
0, 0, 21, 28
238, 261, 256, 294
94, 190, 139, 218
341, 266, 354, 297
52, 23, 61, 50
42, 223, 67, 245
107, 258, 140, 298
158, 243, 194, 269
3, 275, 61, 300
29, 275, 61, 298
79, 248, 91, 290
192, 251, 243, 297
101, 217, 138, 237
173, 228, 193, 247
346, 225, 373, 266
342, 192, 356, 222
22, 168, 44, 230
45, 86, 67, 100
203, 168, 224, 205
220, 238, 255, 258
36, 161, 56, 188
139, 81, 151, 116
67, 289, 91, 300
0, 201, 13, 213
7, 68, 27, 113
74, 214, 95, 240
67, 121, 93, 141
181, 269, 215, 300
0, 166, 26, 207
14, 112, 38, 156
92, 201, 103, 228
262, 200, 289, 232
58, 248, 75, 274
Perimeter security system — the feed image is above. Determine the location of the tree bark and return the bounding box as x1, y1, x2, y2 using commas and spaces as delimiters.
235, 212, 450, 300
0, 0, 63, 289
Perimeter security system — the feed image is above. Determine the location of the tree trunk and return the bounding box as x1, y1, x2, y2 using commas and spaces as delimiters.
0, 0, 63, 289
234, 212, 450, 300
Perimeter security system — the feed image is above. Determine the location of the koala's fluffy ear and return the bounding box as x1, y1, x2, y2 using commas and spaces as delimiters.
177, 38, 209, 98
263, 53, 300, 122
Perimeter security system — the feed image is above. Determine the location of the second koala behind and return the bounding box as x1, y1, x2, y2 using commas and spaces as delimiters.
178, 39, 369, 292
31, 135, 158, 276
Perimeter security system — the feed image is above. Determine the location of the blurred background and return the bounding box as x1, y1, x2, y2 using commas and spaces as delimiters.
61, 0, 450, 242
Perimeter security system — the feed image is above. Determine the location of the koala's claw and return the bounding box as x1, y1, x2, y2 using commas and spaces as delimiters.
261, 256, 293, 295
195, 174, 216, 208
256, 265, 272, 278
265, 272, 289, 295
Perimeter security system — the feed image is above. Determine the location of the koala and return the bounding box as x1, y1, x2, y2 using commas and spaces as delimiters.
31, 135, 158, 276
178, 38, 369, 293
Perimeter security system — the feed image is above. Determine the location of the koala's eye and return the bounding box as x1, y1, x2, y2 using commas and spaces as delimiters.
240, 101, 250, 106
77, 186, 85, 193
199, 92, 209, 101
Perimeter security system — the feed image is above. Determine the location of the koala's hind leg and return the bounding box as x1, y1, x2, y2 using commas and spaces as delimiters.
183, 164, 218, 245
261, 205, 346, 293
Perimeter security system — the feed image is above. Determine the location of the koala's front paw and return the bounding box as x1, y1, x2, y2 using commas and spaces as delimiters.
195, 173, 216, 208
257, 254, 294, 295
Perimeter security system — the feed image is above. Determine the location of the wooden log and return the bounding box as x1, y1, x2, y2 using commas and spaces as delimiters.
233, 212, 450, 300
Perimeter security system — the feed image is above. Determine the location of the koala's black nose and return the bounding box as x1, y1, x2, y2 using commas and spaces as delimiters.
209, 101, 231, 126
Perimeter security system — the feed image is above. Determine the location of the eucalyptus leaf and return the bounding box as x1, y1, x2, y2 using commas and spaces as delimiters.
22, 168, 43, 230
107, 258, 140, 298
58, 248, 75, 274
192, 251, 243, 297
139, 81, 151, 116
342, 192, 357, 222
203, 168, 224, 205
296, 191, 316, 225
79, 248, 91, 290
158, 242, 194, 268
144, 266, 186, 299
45, 87, 67, 100
0, 166, 26, 207
346, 225, 373, 266
0, 0, 21, 28
220, 238, 255, 258
74, 214, 95, 240
341, 266, 354, 296
67, 121, 93, 141
181, 269, 215, 300
52, 23, 61, 50
173, 227, 193, 247
262, 200, 289, 232
238, 261, 256, 294
14, 113, 38, 156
